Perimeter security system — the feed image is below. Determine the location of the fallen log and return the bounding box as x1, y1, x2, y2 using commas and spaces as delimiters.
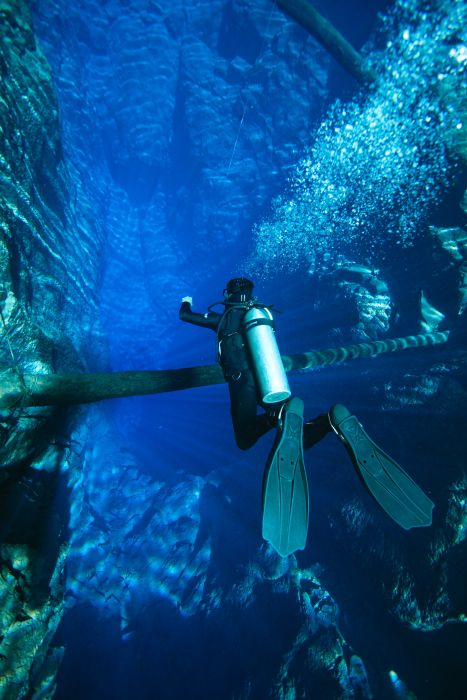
275, 0, 377, 85
0, 331, 449, 409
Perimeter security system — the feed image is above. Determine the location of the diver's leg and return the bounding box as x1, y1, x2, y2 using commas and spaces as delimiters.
228, 370, 273, 450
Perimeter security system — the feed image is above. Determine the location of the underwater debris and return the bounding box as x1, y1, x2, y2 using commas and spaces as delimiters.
431, 225, 467, 315
275, 0, 377, 86
420, 291, 446, 332
389, 669, 417, 700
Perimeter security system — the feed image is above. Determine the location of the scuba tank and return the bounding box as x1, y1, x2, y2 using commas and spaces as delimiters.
242, 306, 291, 405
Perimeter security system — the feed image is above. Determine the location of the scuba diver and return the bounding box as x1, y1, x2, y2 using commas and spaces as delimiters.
179, 277, 434, 557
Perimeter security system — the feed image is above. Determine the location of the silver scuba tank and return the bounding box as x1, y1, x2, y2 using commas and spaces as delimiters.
242, 306, 291, 405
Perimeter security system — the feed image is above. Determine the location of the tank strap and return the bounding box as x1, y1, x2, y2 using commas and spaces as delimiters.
216, 303, 276, 362
215, 306, 241, 364
243, 317, 276, 332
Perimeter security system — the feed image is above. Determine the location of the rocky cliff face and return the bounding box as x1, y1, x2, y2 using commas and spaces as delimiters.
0, 1, 104, 696
32, 0, 334, 369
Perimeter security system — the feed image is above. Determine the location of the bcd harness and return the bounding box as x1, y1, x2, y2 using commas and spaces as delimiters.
211, 301, 275, 377
211, 300, 290, 404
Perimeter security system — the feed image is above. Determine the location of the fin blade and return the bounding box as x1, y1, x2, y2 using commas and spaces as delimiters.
262, 398, 309, 556
338, 415, 434, 529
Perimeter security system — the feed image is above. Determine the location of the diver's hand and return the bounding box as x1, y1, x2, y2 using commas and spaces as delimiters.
181, 296, 193, 305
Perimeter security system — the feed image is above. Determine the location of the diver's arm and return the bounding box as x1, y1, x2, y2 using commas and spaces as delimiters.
179, 298, 220, 330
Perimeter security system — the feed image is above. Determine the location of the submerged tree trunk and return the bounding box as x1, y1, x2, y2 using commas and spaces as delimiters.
275, 0, 377, 86
0, 332, 450, 409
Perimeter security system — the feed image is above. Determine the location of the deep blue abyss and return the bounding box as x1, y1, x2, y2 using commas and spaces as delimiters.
30, 0, 467, 698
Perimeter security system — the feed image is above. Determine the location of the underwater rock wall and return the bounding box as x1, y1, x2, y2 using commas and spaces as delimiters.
0, 0, 105, 696
31, 0, 331, 368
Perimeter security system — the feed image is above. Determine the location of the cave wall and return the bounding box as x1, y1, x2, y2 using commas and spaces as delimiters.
0, 0, 104, 695
31, 0, 334, 369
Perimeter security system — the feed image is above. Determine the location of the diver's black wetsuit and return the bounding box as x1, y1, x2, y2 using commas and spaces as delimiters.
179, 300, 273, 449
179, 299, 332, 451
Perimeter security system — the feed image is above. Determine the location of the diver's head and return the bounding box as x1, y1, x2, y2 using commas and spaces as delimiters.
224, 277, 254, 303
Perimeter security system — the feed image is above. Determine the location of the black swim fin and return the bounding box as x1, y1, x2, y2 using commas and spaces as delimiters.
262, 397, 309, 556
329, 404, 434, 529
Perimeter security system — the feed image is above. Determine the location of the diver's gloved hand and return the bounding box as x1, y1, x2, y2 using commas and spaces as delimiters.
181, 296, 193, 306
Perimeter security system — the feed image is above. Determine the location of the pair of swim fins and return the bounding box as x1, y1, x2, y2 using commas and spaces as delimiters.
262, 401, 434, 557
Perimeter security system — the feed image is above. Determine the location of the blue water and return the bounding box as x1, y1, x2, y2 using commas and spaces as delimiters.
30, 0, 466, 698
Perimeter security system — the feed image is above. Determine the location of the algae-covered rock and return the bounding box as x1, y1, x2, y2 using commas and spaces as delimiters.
0, 0, 103, 696
0, 544, 67, 699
